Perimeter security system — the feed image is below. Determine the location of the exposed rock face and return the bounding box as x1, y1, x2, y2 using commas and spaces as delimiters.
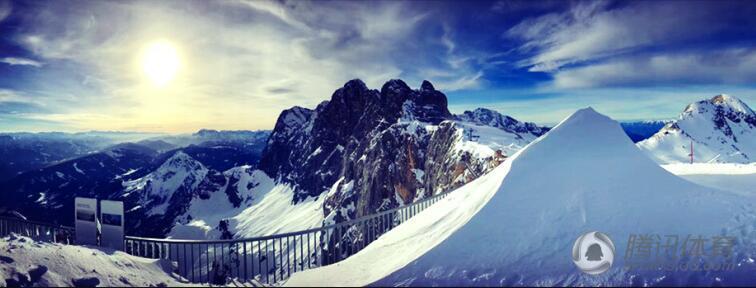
259, 79, 454, 205
423, 121, 493, 196
259, 79, 497, 226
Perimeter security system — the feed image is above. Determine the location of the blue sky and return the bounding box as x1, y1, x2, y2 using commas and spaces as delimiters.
0, 0, 755, 132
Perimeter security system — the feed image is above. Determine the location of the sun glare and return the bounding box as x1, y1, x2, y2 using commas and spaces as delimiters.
140, 40, 181, 87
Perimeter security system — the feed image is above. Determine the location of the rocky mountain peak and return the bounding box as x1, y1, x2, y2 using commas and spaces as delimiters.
381, 79, 412, 94
160, 151, 204, 173
260, 79, 458, 204
684, 94, 755, 117
343, 78, 369, 91
421, 80, 435, 91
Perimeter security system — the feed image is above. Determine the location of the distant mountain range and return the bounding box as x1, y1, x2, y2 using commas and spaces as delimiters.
0, 130, 270, 230
0, 132, 148, 182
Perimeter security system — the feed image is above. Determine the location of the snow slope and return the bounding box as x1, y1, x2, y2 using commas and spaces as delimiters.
662, 163, 756, 197
639, 94, 756, 164
230, 183, 325, 238
168, 167, 275, 239
0, 235, 195, 287
286, 108, 756, 286
168, 168, 325, 240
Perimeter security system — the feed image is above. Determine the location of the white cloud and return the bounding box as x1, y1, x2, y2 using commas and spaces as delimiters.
0, 57, 43, 67
9, 0, 484, 132
0, 89, 25, 103
507, 1, 726, 72
551, 48, 756, 89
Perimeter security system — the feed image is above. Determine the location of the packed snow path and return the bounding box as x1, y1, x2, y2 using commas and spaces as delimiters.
662, 163, 756, 197
286, 108, 756, 286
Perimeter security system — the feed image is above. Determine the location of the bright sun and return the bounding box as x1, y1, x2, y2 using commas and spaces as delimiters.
141, 40, 181, 87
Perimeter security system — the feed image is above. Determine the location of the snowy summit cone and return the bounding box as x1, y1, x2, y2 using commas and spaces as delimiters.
512, 107, 647, 169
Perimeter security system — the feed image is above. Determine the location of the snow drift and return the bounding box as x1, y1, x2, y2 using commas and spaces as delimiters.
0, 235, 194, 287
285, 107, 756, 286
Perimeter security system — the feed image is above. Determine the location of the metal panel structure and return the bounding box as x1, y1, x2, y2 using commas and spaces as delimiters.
74, 197, 98, 246
100, 200, 124, 250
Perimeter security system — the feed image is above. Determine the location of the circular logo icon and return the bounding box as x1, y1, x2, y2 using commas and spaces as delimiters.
572, 231, 615, 275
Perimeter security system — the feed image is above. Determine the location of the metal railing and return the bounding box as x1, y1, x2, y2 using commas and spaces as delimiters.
0, 216, 75, 244
124, 189, 453, 285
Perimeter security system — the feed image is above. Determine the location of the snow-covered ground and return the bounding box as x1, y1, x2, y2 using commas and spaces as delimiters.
285, 108, 756, 286
662, 163, 756, 197
0, 235, 196, 287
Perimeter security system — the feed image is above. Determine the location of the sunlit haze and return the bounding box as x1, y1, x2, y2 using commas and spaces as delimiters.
140, 40, 181, 87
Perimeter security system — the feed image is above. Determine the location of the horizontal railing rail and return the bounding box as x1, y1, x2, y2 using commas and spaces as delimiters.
0, 216, 75, 244
124, 188, 454, 285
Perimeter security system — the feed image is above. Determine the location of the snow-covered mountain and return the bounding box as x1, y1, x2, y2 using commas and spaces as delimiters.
639, 94, 756, 163
170, 80, 548, 239
286, 107, 756, 286
131, 79, 548, 240
259, 79, 546, 227
120, 150, 326, 239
